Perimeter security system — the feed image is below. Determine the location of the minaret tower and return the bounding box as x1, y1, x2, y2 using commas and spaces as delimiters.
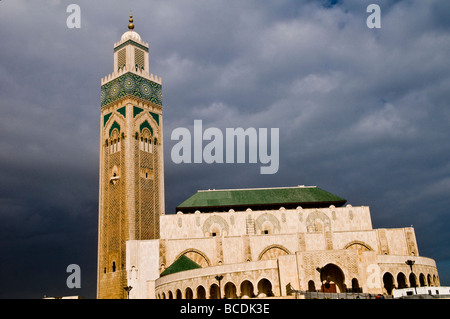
97, 14, 164, 299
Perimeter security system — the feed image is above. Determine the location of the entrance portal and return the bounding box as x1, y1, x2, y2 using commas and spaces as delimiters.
319, 263, 346, 293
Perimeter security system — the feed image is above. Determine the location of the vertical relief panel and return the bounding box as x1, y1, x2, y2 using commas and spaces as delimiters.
405, 229, 418, 256
378, 229, 389, 255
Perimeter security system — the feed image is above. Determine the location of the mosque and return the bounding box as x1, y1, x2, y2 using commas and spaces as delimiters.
96, 15, 441, 299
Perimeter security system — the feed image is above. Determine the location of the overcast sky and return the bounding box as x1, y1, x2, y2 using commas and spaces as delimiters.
0, 0, 449, 299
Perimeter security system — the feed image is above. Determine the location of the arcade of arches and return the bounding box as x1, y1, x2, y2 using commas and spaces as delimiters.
157, 278, 274, 299
382, 271, 439, 295
156, 262, 440, 299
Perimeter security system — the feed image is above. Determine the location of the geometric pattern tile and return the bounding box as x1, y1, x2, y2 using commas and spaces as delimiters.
101, 72, 162, 107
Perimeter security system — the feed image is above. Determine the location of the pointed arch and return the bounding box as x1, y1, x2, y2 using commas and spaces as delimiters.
344, 241, 373, 252
140, 120, 153, 135
175, 248, 211, 268
133, 109, 160, 140
104, 111, 126, 138
255, 213, 280, 234
258, 245, 291, 260
202, 215, 229, 237
306, 211, 331, 232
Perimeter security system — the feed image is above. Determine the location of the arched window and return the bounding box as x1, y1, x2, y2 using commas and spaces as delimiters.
112, 261, 116, 272
138, 127, 154, 153
109, 128, 121, 154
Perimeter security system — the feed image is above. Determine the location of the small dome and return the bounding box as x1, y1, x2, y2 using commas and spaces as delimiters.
121, 30, 142, 42
120, 13, 141, 42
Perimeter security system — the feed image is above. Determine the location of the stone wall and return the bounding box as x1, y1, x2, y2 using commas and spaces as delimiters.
125, 205, 439, 298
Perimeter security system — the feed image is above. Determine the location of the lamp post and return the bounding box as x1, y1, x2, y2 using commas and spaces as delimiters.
215, 275, 224, 299
124, 286, 133, 299
405, 260, 417, 295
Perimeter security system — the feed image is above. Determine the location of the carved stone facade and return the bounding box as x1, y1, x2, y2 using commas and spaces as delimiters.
125, 205, 440, 299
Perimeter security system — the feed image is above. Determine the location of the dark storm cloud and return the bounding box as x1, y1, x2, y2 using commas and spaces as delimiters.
0, 0, 449, 298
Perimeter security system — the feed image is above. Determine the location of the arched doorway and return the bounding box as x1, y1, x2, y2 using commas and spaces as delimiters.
319, 264, 346, 293
427, 274, 432, 286
397, 272, 407, 289
185, 287, 193, 299
224, 282, 237, 299
175, 289, 182, 299
419, 273, 426, 287
240, 280, 255, 298
351, 278, 361, 293
409, 273, 417, 288
308, 280, 316, 292
257, 279, 273, 297
197, 286, 206, 299
383, 272, 395, 295
210, 283, 220, 299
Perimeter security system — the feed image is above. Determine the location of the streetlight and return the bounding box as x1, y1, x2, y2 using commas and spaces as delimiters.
124, 286, 133, 299
405, 260, 417, 295
215, 275, 224, 299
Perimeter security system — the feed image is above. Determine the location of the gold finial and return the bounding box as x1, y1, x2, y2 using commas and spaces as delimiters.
128, 11, 134, 30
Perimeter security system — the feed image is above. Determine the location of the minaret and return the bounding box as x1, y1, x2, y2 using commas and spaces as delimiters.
97, 14, 164, 299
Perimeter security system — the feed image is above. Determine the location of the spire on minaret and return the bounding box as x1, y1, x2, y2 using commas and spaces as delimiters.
128, 11, 135, 31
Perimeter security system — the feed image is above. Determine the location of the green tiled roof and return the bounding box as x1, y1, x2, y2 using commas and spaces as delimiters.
176, 186, 347, 213
160, 255, 202, 277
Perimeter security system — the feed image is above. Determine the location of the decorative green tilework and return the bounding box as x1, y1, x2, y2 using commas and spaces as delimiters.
133, 106, 144, 118
150, 112, 159, 125
103, 113, 112, 127
117, 106, 126, 118
114, 40, 149, 53
140, 120, 153, 135
101, 72, 162, 107
109, 121, 121, 136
